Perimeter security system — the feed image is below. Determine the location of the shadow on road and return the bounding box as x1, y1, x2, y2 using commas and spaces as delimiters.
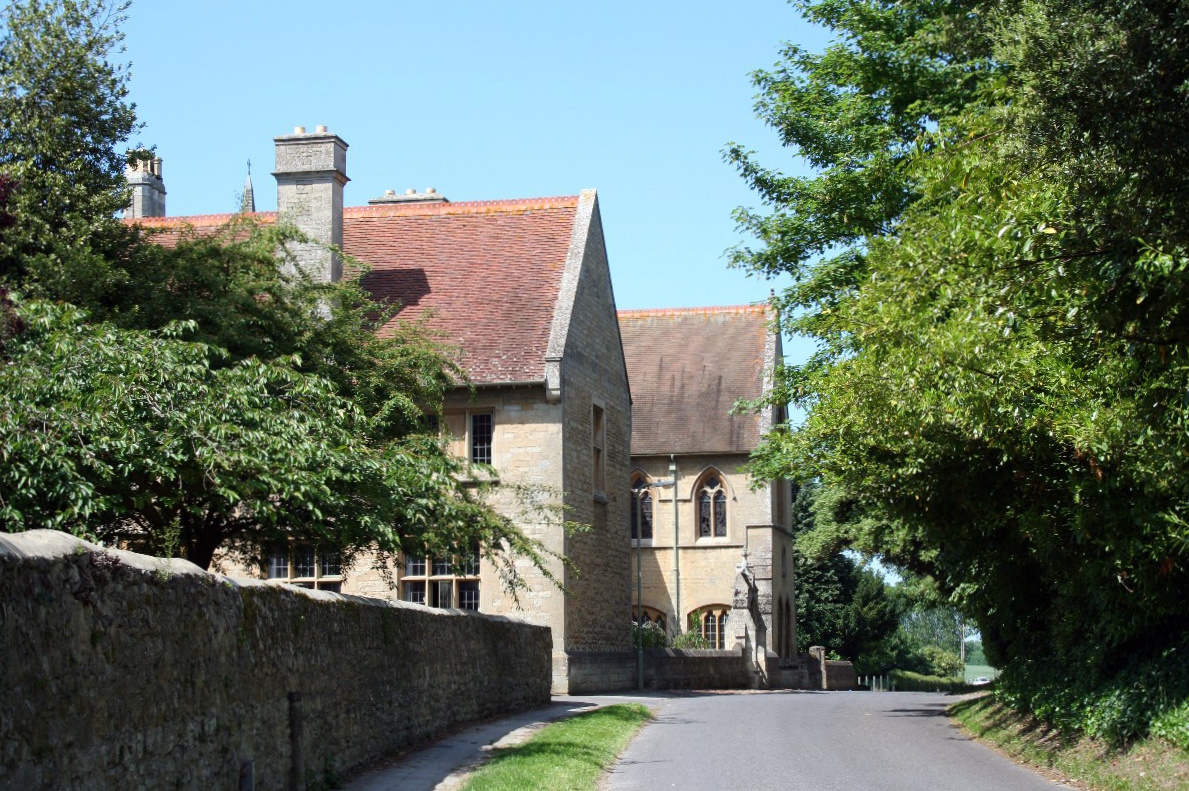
883, 705, 950, 717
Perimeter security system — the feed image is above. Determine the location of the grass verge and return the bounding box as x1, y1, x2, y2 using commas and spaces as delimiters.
950, 694, 1189, 791
460, 703, 652, 791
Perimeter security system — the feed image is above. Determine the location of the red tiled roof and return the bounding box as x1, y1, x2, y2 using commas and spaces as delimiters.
618, 305, 770, 456
132, 197, 580, 383
346, 197, 578, 383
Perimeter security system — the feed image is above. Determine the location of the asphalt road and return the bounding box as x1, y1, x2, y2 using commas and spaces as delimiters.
603, 691, 1069, 791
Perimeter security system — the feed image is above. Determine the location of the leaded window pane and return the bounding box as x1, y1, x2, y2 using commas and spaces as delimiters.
457, 545, 479, 577
699, 492, 712, 537
321, 553, 341, 577
471, 413, 493, 464
640, 492, 653, 539
704, 613, 718, 648
268, 549, 288, 579
714, 492, 727, 537
458, 580, 480, 610
631, 493, 639, 539
402, 581, 425, 605
294, 546, 316, 578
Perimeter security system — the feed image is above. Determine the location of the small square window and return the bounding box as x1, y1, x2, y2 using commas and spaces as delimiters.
405, 554, 426, 576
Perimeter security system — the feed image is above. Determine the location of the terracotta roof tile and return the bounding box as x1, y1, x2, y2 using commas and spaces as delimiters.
131, 197, 580, 383
618, 305, 770, 455
347, 197, 578, 383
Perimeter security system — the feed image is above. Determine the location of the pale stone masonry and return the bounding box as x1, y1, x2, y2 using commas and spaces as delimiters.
273, 126, 348, 283
134, 128, 634, 693
128, 127, 815, 692
123, 156, 165, 218
618, 306, 798, 682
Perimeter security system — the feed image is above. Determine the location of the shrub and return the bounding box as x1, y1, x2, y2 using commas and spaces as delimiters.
671, 629, 710, 650
632, 620, 667, 649
890, 669, 971, 693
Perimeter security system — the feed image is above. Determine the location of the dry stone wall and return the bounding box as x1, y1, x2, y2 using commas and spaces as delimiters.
0, 530, 551, 791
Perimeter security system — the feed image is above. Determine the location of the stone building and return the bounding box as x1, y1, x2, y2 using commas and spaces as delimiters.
130, 127, 634, 693
618, 306, 798, 669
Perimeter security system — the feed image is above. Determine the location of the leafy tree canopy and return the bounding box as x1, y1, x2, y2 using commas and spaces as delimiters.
0, 0, 555, 590
736, 0, 1189, 732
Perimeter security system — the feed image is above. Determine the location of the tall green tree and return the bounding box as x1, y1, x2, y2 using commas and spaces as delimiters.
735, 0, 1189, 739
0, 0, 139, 305
792, 482, 901, 668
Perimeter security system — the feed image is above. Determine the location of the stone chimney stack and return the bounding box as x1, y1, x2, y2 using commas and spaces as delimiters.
273, 125, 349, 283
124, 156, 166, 218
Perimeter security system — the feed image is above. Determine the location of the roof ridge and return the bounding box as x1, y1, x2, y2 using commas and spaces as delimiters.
127, 211, 278, 228
618, 304, 767, 318
346, 195, 579, 218
128, 196, 580, 228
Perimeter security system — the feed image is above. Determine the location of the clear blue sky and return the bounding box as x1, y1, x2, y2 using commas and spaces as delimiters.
123, 0, 828, 359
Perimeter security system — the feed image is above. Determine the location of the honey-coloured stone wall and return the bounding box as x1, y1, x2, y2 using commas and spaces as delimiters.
0, 530, 551, 791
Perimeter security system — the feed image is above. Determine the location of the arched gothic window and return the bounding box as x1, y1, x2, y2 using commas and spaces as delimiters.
633, 605, 668, 633
695, 605, 731, 649
697, 473, 727, 538
631, 476, 653, 540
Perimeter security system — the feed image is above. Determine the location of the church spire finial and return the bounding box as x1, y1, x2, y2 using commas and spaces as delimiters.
240, 159, 255, 213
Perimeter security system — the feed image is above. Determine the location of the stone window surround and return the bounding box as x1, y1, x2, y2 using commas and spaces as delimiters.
444, 408, 498, 470
630, 471, 654, 544
693, 604, 732, 649
693, 467, 731, 542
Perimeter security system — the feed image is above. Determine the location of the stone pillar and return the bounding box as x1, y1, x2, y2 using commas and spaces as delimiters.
273, 125, 348, 283
809, 645, 828, 690
124, 157, 165, 218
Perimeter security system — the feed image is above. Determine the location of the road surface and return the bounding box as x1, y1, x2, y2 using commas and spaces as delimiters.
603, 691, 1067, 791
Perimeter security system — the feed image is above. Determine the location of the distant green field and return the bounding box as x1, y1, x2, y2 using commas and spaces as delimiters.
965, 664, 1000, 683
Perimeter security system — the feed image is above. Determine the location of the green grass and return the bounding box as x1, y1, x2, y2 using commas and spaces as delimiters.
964, 664, 1000, 683
951, 694, 1189, 791
460, 703, 653, 791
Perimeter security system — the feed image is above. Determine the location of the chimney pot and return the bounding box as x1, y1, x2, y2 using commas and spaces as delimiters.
315, 125, 328, 134
426, 187, 436, 194
385, 189, 396, 196
294, 125, 306, 135
405, 188, 416, 195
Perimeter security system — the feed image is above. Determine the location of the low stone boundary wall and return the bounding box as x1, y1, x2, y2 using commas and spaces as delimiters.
0, 530, 551, 791
565, 647, 753, 692
643, 648, 752, 690
566, 650, 637, 693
